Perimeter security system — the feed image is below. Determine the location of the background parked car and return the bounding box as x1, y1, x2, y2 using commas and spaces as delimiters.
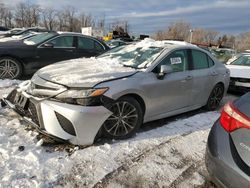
2, 39, 230, 145
210, 48, 236, 63
0, 27, 49, 38
0, 28, 23, 38
0, 32, 109, 79
227, 52, 250, 65
0, 26, 9, 34
226, 53, 250, 93
0, 31, 39, 43
105, 39, 133, 48
206, 92, 250, 188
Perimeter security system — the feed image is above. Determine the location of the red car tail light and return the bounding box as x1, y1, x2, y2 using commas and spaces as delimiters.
220, 102, 250, 132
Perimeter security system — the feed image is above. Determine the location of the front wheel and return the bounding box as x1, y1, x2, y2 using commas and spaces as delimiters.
102, 97, 143, 139
205, 84, 224, 111
0, 57, 22, 79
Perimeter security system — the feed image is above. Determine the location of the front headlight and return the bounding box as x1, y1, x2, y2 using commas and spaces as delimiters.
55, 87, 109, 106
56, 88, 109, 99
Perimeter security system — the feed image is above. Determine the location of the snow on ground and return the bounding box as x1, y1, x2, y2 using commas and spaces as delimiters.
0, 79, 237, 188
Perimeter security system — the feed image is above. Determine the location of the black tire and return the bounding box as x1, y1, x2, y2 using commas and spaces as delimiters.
102, 96, 143, 139
205, 84, 224, 111
0, 57, 22, 79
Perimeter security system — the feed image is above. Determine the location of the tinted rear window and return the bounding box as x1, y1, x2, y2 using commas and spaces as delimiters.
191, 50, 209, 69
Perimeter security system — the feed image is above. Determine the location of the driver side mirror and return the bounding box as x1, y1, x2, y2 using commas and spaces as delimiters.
158, 65, 173, 79
42, 42, 54, 48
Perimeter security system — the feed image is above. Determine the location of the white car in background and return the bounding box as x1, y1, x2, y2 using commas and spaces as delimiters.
226, 53, 250, 92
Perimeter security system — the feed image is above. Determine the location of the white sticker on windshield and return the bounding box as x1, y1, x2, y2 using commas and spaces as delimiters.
170, 57, 182, 65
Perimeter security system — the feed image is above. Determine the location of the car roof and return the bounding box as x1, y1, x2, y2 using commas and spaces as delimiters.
56, 31, 101, 39
161, 41, 199, 51
117, 39, 204, 55
131, 38, 196, 48
57, 31, 90, 36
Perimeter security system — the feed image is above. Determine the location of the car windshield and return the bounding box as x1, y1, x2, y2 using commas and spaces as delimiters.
231, 55, 250, 66
98, 45, 163, 69
23, 33, 56, 45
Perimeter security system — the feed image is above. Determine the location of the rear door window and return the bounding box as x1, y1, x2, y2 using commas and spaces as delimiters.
50, 36, 74, 48
78, 37, 104, 51
78, 37, 94, 50
191, 50, 209, 69
207, 56, 214, 67
95, 41, 104, 51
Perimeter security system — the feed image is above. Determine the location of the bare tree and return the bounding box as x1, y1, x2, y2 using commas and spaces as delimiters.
80, 13, 94, 27
30, 4, 41, 26
56, 10, 65, 31
235, 32, 250, 51
42, 7, 57, 30
14, 2, 41, 28
97, 16, 105, 30
204, 30, 219, 44
110, 20, 130, 33
5, 9, 12, 28
227, 35, 236, 48
192, 28, 219, 44
14, 2, 27, 27
62, 6, 77, 32
0, 2, 5, 26
154, 30, 165, 40
165, 21, 191, 40
0, 2, 12, 28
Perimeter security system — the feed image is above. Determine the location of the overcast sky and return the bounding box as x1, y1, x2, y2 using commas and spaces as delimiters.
2, 0, 250, 35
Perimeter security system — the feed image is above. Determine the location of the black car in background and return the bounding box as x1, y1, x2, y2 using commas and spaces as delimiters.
206, 92, 250, 188
0, 32, 109, 79
0, 26, 9, 32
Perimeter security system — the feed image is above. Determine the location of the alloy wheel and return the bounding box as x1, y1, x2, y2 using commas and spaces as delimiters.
104, 101, 139, 137
0, 58, 20, 79
208, 85, 224, 110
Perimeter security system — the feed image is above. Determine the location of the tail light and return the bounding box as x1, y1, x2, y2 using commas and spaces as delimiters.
220, 102, 250, 132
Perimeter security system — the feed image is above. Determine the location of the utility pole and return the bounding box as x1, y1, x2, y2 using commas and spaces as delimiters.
189, 29, 193, 43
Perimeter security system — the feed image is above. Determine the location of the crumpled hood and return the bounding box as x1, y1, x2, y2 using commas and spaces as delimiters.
36, 57, 137, 87
226, 65, 250, 79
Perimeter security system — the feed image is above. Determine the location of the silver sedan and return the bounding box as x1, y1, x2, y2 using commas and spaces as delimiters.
2, 39, 230, 145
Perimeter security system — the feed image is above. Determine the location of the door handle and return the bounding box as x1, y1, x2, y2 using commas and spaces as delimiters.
210, 71, 218, 76
185, 75, 193, 80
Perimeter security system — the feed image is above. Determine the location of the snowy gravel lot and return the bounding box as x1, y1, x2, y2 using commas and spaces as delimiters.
0, 79, 239, 188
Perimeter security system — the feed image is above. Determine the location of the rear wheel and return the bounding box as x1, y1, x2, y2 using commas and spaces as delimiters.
102, 97, 143, 139
0, 57, 22, 79
205, 84, 224, 111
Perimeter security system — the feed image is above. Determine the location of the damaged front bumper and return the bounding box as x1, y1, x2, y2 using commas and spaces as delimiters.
2, 89, 112, 145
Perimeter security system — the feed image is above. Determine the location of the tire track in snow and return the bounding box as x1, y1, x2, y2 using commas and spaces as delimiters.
168, 160, 203, 188
93, 132, 192, 188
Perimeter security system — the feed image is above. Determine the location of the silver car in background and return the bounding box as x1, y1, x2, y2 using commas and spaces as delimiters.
2, 39, 230, 145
